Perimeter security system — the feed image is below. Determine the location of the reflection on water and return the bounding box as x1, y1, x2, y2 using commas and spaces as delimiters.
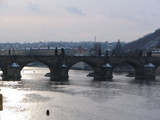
0, 67, 160, 120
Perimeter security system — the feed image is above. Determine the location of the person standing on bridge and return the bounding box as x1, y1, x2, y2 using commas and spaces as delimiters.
55, 47, 58, 56
61, 48, 65, 56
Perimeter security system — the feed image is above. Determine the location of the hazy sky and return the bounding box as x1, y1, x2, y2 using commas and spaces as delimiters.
0, 0, 160, 43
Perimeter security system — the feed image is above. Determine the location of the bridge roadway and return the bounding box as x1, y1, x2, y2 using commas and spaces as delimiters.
0, 55, 159, 81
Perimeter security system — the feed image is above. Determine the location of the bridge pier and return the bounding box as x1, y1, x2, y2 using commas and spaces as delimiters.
50, 65, 69, 81
94, 64, 113, 80
2, 67, 21, 80
135, 63, 156, 80
143, 63, 156, 80
135, 68, 145, 80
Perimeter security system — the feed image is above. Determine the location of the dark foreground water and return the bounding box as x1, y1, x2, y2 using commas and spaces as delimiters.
1, 67, 160, 120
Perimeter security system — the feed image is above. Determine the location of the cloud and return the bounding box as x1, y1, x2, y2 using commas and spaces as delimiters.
66, 7, 85, 16
27, 2, 42, 13
0, 0, 6, 8
0, 0, 4, 4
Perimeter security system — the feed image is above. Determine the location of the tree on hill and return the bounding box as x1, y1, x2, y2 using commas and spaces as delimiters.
93, 42, 101, 56
156, 41, 160, 48
112, 40, 122, 56
139, 50, 143, 57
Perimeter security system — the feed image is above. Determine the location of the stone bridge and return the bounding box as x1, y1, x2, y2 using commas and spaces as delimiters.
0, 55, 159, 81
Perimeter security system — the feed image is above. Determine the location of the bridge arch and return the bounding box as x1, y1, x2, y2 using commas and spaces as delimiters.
20, 60, 51, 80
68, 61, 95, 79
20, 60, 52, 69
112, 60, 142, 70
68, 60, 96, 71
111, 60, 143, 79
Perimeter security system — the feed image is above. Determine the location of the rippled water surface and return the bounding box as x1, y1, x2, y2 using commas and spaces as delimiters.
1, 67, 160, 120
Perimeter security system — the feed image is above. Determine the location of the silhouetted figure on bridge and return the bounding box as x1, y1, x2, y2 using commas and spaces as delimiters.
61, 48, 65, 56
98, 49, 101, 57
147, 50, 152, 57
8, 49, 11, 55
55, 47, 58, 56
105, 50, 108, 58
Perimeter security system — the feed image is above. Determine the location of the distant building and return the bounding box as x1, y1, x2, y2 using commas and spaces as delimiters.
150, 48, 160, 57
73, 48, 91, 56
143, 48, 160, 57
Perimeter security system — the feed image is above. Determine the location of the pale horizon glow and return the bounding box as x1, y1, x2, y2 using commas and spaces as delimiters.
0, 0, 160, 43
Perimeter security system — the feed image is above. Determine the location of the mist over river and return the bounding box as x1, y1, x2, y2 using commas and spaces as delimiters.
1, 67, 160, 120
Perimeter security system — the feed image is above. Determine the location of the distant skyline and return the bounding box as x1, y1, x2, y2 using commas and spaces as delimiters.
0, 0, 160, 43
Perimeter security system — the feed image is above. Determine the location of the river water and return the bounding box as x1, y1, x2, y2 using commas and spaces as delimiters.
1, 67, 160, 120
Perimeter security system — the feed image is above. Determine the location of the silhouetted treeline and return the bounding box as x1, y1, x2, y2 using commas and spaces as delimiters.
124, 29, 160, 51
